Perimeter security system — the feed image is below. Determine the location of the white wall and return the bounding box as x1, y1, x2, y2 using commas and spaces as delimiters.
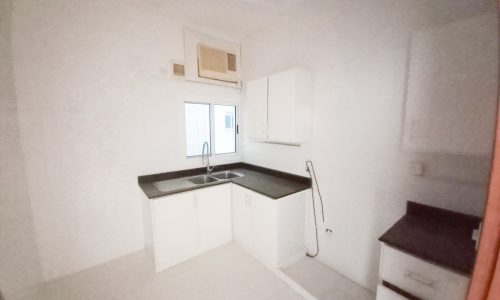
240, 0, 496, 291
11, 0, 241, 281
5, 0, 496, 292
403, 14, 498, 155
0, 0, 43, 296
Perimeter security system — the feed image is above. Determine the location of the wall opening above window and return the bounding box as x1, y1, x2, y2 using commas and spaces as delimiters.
184, 102, 237, 157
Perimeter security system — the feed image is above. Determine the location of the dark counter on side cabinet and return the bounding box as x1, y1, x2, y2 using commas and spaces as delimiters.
379, 201, 482, 275
138, 162, 311, 200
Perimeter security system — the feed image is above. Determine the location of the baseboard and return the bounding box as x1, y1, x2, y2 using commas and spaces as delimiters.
278, 249, 307, 268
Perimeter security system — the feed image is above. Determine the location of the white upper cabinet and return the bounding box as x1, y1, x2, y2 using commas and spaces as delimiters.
246, 67, 313, 145
246, 77, 269, 140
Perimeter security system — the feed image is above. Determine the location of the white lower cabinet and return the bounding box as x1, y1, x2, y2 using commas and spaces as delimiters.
376, 284, 409, 300
198, 184, 232, 252
376, 243, 470, 300
231, 184, 307, 268
152, 191, 199, 271
145, 182, 307, 272
148, 184, 232, 272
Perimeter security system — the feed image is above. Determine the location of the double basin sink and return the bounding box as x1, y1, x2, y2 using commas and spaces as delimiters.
152, 170, 245, 193
189, 171, 243, 185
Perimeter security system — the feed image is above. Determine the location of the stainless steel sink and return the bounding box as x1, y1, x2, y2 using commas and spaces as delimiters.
188, 175, 219, 185
211, 171, 244, 180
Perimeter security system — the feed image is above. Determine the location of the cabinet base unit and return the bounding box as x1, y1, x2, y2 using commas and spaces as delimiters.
377, 244, 470, 300
143, 184, 232, 272
231, 184, 308, 268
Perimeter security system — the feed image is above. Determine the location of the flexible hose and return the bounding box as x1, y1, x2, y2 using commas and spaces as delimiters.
305, 160, 326, 257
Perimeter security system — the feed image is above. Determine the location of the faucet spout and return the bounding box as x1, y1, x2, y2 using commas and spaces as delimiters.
201, 141, 214, 174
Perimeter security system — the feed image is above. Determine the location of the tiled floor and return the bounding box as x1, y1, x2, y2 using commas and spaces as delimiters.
282, 257, 375, 300
13, 242, 304, 300
10, 243, 374, 300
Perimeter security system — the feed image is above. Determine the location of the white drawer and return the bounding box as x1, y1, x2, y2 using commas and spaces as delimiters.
376, 284, 409, 300
379, 244, 470, 300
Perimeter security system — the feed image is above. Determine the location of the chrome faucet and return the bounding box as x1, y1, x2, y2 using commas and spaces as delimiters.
202, 141, 214, 174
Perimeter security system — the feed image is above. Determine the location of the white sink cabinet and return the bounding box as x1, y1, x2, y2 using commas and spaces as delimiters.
143, 182, 308, 272
144, 184, 232, 272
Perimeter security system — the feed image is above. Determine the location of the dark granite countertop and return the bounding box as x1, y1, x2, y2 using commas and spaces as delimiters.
138, 162, 311, 200
379, 201, 482, 275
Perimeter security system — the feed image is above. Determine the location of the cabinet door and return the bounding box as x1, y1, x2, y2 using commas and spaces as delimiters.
250, 191, 277, 267
198, 184, 232, 252
231, 184, 253, 250
268, 69, 296, 143
246, 77, 269, 140
232, 184, 277, 267
380, 244, 470, 300
152, 192, 198, 271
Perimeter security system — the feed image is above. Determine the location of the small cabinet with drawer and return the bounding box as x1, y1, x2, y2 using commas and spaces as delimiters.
376, 244, 470, 300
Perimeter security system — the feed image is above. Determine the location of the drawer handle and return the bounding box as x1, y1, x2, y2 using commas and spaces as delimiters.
404, 271, 435, 288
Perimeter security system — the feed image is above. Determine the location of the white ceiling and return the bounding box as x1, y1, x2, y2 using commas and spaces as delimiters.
158, 0, 310, 39
158, 0, 497, 40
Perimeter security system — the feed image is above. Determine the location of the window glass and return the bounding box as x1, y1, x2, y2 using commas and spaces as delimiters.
214, 105, 236, 154
184, 103, 211, 157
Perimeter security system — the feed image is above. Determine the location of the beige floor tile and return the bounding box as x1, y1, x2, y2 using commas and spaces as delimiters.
282, 257, 375, 300
267, 286, 305, 300
11, 242, 301, 300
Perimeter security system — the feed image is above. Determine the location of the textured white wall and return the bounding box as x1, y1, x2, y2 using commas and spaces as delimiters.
0, 0, 43, 296
403, 14, 498, 155
240, 0, 496, 291
11, 0, 241, 281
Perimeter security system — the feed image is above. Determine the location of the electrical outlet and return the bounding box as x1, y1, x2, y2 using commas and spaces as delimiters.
325, 228, 333, 239
408, 161, 423, 176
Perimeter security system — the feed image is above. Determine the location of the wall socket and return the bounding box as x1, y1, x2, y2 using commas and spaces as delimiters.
325, 228, 333, 239
408, 161, 424, 176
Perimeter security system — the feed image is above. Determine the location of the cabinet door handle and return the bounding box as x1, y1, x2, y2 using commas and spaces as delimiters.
404, 271, 435, 288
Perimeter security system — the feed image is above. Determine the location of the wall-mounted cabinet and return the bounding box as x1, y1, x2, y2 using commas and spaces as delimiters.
246, 67, 313, 145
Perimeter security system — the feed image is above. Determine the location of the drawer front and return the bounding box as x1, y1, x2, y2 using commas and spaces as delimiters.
376, 284, 409, 300
379, 244, 470, 300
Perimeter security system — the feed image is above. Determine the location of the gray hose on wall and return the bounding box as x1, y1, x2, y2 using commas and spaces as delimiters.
305, 160, 326, 258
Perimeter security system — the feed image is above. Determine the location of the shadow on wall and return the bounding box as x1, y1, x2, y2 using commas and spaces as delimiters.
0, 0, 43, 296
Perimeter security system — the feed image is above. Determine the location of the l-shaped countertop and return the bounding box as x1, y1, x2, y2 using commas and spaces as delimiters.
138, 162, 312, 199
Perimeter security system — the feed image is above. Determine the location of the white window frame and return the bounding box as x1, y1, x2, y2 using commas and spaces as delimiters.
184, 100, 239, 158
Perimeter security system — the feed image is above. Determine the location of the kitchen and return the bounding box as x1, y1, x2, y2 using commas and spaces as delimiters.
1, 0, 499, 299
